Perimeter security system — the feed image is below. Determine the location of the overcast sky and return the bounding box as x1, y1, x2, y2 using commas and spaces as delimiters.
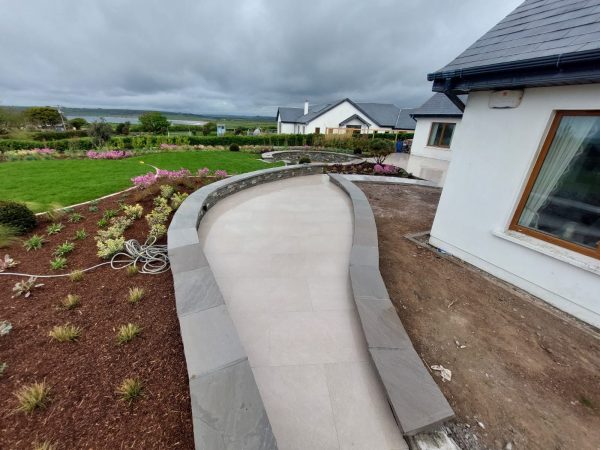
0, 0, 522, 116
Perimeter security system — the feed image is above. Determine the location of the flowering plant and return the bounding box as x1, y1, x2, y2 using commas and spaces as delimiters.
197, 167, 210, 177
159, 143, 179, 150
32, 147, 55, 154
373, 164, 399, 175
214, 170, 228, 179
87, 150, 133, 160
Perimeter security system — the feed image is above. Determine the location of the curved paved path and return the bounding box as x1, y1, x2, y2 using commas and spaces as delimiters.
198, 175, 406, 450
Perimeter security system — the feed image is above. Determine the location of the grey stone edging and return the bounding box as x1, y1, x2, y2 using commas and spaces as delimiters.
168, 164, 327, 450
327, 173, 455, 436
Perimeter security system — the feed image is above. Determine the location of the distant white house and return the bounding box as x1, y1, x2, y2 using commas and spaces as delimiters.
409, 93, 465, 161
426, 0, 600, 327
276, 98, 415, 135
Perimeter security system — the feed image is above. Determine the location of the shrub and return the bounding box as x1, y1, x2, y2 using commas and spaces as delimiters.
214, 170, 228, 179
49, 323, 82, 342
139, 111, 170, 134
96, 237, 125, 259
116, 378, 143, 403
14, 381, 51, 413
160, 184, 174, 199
12, 276, 44, 298
74, 229, 87, 240
54, 241, 75, 257
102, 209, 118, 220
122, 204, 143, 219
50, 256, 67, 270
88, 119, 113, 148
97, 217, 108, 228
0, 320, 12, 336
23, 234, 45, 251
128, 287, 144, 303
116, 323, 142, 344
170, 192, 189, 210
229, 143, 240, 152
298, 156, 311, 164
46, 223, 64, 235
61, 293, 81, 309
0, 201, 36, 234
0, 254, 18, 272
0, 224, 19, 248
69, 270, 84, 282
68, 212, 84, 223
149, 223, 167, 238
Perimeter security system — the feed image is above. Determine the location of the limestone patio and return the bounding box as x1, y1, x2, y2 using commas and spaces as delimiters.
197, 175, 407, 450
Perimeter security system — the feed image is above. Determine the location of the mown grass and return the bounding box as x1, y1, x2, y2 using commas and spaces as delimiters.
0, 151, 280, 212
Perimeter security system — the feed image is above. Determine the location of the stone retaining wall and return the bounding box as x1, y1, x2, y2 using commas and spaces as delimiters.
167, 164, 326, 449
262, 149, 362, 164
328, 173, 455, 436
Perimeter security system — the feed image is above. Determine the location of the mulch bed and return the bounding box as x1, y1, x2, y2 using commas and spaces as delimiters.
360, 183, 600, 450
0, 181, 207, 449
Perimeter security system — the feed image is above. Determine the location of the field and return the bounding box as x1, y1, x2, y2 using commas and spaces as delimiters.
0, 151, 279, 211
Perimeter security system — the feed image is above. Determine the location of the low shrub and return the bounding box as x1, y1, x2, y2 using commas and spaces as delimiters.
96, 236, 125, 259
298, 156, 311, 164
0, 201, 36, 234
23, 235, 45, 251
229, 143, 240, 152
170, 192, 189, 210
122, 204, 143, 219
14, 381, 51, 413
12, 276, 44, 298
46, 223, 64, 235
50, 256, 67, 270
159, 184, 174, 199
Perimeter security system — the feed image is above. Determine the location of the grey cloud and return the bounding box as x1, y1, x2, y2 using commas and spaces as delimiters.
0, 0, 522, 115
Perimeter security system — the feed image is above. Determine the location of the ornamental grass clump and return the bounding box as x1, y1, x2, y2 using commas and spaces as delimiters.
14, 381, 51, 413
116, 378, 143, 403
61, 294, 80, 309
54, 241, 75, 257
49, 323, 81, 342
68, 212, 84, 223
0, 320, 12, 336
50, 256, 67, 270
23, 234, 45, 251
46, 223, 64, 235
69, 270, 84, 282
33, 441, 56, 450
128, 287, 144, 303
126, 264, 139, 276
74, 229, 87, 240
116, 323, 142, 344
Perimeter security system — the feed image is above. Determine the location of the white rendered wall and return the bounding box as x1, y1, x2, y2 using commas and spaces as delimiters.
430, 84, 600, 328
411, 117, 460, 161
279, 122, 296, 134
305, 101, 378, 133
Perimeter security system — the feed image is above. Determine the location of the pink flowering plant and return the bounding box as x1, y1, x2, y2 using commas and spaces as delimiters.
32, 147, 55, 154
214, 170, 228, 179
373, 164, 399, 175
87, 150, 133, 160
159, 143, 179, 150
197, 167, 210, 177
131, 167, 192, 188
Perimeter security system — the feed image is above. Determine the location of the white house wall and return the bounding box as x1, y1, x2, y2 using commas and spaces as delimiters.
279, 122, 296, 134
429, 84, 600, 327
411, 117, 460, 161
304, 101, 383, 133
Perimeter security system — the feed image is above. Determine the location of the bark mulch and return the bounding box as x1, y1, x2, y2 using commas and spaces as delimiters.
360, 183, 600, 450
0, 182, 204, 449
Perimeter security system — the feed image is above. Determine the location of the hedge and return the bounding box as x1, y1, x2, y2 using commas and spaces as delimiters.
31, 130, 89, 140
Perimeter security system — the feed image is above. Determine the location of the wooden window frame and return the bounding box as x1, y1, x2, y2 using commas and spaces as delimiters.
427, 122, 455, 148
509, 110, 600, 260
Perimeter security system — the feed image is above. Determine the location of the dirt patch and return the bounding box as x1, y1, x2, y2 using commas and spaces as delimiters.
0, 182, 200, 449
360, 183, 600, 450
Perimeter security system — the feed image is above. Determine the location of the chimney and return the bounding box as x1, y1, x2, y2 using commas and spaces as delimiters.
304, 99, 309, 115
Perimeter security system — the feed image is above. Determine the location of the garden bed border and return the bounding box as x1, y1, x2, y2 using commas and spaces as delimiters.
167, 164, 327, 449
328, 173, 455, 436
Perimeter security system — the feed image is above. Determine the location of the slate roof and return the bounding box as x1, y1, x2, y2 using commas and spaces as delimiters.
410, 93, 467, 118
277, 98, 416, 130
431, 0, 600, 76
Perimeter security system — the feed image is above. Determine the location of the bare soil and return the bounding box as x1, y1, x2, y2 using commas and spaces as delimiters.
0, 182, 200, 449
360, 183, 600, 450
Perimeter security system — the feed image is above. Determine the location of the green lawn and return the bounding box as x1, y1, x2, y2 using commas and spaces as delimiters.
0, 151, 279, 211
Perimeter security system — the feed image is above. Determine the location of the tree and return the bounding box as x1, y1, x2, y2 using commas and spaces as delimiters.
23, 106, 64, 128
201, 121, 217, 136
0, 107, 24, 133
139, 111, 170, 135
368, 139, 394, 165
69, 117, 88, 130
88, 118, 113, 148
115, 121, 131, 135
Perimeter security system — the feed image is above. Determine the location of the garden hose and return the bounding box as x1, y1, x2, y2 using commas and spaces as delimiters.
0, 237, 170, 278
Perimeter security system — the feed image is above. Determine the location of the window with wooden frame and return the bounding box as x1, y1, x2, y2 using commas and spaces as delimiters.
510, 111, 600, 260
427, 122, 456, 148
